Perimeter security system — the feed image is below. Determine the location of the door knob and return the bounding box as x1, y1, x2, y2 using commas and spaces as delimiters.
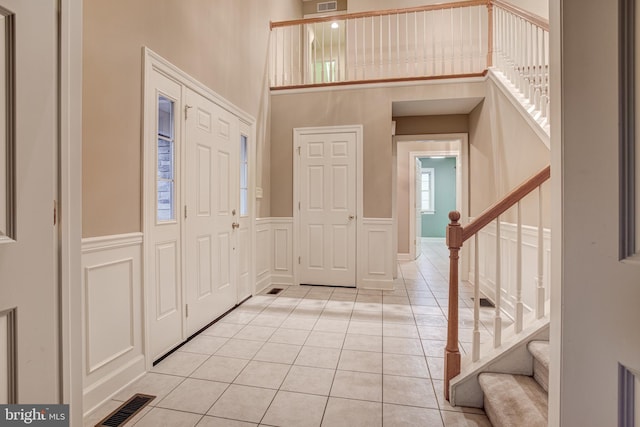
232, 222, 240, 229
348, 215, 355, 220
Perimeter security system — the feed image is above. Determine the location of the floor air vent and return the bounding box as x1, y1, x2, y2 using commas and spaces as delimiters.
95, 394, 155, 427
267, 287, 284, 295
471, 297, 495, 308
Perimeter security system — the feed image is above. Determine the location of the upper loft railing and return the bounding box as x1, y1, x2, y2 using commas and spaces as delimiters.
270, 0, 491, 88
269, 1, 550, 129
443, 165, 550, 401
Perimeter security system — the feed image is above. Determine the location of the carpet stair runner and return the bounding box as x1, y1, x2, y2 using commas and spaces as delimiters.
478, 340, 549, 427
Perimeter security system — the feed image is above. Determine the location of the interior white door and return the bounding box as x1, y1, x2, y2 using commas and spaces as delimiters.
147, 71, 184, 360
184, 88, 238, 335
298, 131, 357, 287
0, 0, 60, 402
415, 158, 422, 259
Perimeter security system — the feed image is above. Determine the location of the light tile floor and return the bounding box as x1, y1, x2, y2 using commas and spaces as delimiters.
85, 239, 493, 426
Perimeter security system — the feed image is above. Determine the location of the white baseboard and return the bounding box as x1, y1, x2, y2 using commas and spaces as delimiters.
397, 253, 413, 261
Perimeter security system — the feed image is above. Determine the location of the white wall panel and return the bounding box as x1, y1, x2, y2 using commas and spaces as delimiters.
469, 220, 551, 319
85, 259, 134, 373
271, 218, 294, 285
0, 313, 6, 404
81, 233, 145, 416
256, 219, 271, 292
359, 218, 394, 289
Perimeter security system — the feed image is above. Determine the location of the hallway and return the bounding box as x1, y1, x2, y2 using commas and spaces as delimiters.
85, 239, 491, 426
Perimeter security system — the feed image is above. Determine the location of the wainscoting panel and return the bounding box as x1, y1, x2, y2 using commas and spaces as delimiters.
81, 233, 145, 416
256, 219, 271, 292
270, 218, 294, 286
470, 221, 551, 319
0, 309, 15, 404
360, 218, 394, 290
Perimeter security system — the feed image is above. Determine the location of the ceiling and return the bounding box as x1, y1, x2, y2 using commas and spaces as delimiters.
391, 97, 484, 117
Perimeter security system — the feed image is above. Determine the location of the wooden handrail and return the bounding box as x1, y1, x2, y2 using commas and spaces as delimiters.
462, 165, 550, 241
491, 0, 549, 31
271, 0, 489, 29
444, 164, 550, 401
270, 0, 547, 31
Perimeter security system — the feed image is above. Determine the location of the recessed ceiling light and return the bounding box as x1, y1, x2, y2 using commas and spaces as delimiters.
331, 22, 339, 29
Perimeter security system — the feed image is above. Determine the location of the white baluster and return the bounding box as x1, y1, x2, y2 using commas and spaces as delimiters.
337, 21, 342, 81
423, 11, 427, 75
515, 201, 524, 333
536, 185, 545, 319
353, 20, 357, 81
494, 216, 503, 348
414, 11, 419, 76
371, 16, 375, 78
473, 233, 480, 362
379, 15, 383, 78
362, 17, 366, 80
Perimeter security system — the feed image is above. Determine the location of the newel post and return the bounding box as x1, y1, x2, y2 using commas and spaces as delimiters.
444, 211, 462, 401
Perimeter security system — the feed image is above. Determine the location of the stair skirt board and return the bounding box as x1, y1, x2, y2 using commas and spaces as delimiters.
450, 321, 549, 408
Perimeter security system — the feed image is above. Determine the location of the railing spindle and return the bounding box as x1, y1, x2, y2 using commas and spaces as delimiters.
494, 216, 502, 348
515, 201, 523, 333
445, 211, 462, 401
536, 184, 545, 319
473, 233, 480, 362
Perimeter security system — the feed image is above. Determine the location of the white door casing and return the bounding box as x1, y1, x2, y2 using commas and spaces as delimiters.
399, 134, 469, 264
184, 88, 239, 336
294, 126, 362, 287
0, 0, 60, 403
143, 49, 255, 364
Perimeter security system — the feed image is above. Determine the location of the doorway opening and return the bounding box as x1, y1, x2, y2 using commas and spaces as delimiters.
394, 134, 469, 265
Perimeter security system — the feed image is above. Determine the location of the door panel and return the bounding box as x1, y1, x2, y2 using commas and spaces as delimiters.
299, 132, 357, 286
147, 71, 183, 360
0, 0, 59, 402
185, 88, 238, 336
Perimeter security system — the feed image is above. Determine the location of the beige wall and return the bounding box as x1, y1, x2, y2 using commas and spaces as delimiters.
82, 0, 301, 237
468, 80, 550, 225
270, 81, 485, 218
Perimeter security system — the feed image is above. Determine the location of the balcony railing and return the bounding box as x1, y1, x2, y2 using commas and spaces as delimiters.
270, 1, 490, 88
270, 0, 549, 131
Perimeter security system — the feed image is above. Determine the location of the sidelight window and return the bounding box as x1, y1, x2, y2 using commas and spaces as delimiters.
240, 134, 248, 217
157, 95, 175, 222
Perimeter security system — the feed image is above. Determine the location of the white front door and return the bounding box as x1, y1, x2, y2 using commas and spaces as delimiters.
145, 54, 253, 361
147, 71, 184, 360
297, 131, 357, 287
0, 0, 60, 402
184, 88, 239, 336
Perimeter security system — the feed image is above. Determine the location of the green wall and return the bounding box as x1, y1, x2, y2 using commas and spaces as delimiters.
421, 157, 456, 238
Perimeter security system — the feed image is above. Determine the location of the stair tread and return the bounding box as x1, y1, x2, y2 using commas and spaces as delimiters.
528, 340, 550, 369
479, 372, 548, 427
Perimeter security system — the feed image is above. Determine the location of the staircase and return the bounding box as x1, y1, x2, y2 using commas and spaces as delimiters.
479, 340, 549, 426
